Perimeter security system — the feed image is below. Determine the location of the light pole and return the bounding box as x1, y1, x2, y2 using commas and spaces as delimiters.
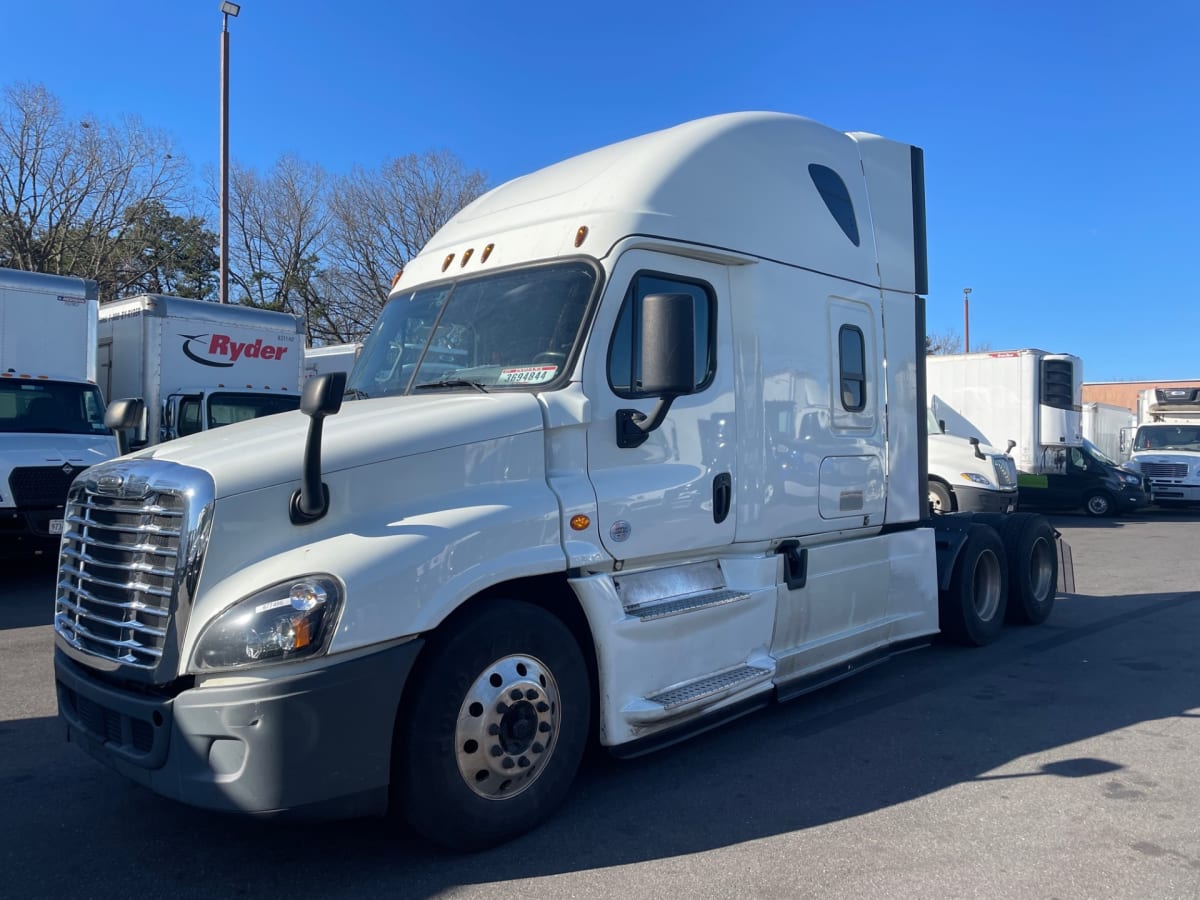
962, 287, 972, 353
219, 1, 241, 304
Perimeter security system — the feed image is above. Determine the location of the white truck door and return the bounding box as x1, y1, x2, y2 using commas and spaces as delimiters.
583, 251, 736, 562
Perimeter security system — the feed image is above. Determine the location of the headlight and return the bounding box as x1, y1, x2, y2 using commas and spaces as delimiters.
1119, 472, 1141, 486
959, 472, 993, 487
191, 575, 342, 672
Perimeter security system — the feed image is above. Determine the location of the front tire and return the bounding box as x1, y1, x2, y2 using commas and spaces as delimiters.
929, 480, 954, 514
1084, 491, 1114, 517
394, 600, 590, 850
940, 523, 1008, 646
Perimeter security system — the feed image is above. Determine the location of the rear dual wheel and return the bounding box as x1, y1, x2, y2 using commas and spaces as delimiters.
940, 523, 1008, 646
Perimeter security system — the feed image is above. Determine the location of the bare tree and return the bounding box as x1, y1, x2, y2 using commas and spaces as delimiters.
320, 150, 488, 342
0, 82, 193, 298
224, 155, 331, 341
926, 329, 963, 355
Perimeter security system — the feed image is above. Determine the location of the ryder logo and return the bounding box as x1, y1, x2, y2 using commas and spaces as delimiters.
181, 333, 291, 368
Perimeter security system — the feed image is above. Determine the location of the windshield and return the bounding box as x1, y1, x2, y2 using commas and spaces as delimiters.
1133, 424, 1200, 452
1081, 438, 1117, 466
345, 261, 597, 399
0, 379, 108, 435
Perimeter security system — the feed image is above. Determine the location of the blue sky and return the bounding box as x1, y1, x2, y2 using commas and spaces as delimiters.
3, 1, 1197, 381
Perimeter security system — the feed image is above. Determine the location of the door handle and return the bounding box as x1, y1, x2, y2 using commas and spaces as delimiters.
713, 472, 732, 524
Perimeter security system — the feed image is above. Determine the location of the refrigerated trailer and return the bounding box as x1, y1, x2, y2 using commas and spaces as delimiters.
0, 267, 117, 555
927, 350, 1147, 517
56, 112, 1070, 850
98, 294, 305, 445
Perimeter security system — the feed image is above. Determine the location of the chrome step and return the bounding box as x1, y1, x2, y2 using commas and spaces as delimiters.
626, 588, 750, 621
624, 663, 773, 724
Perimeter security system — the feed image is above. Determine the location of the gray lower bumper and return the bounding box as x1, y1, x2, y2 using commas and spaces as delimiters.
952, 485, 1018, 514
56, 639, 423, 819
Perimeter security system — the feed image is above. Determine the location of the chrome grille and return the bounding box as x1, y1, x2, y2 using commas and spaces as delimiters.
54, 485, 184, 669
993, 457, 1018, 488
1142, 463, 1189, 478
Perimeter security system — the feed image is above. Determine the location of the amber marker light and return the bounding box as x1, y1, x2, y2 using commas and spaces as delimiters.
460, 248, 474, 267
481, 243, 494, 263
570, 515, 591, 531
390, 269, 404, 287
442, 253, 455, 272
574, 226, 589, 248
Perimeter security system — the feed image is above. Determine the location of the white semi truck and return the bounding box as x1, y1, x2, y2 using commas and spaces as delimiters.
928, 350, 1147, 517
98, 294, 305, 446
0, 267, 118, 556
54, 113, 1068, 849
1124, 387, 1200, 506
926, 408, 1018, 514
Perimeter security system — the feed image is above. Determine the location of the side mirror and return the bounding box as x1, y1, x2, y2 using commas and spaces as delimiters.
104, 398, 146, 455
617, 293, 696, 448
291, 372, 347, 524
937, 418, 947, 434
968, 436, 985, 460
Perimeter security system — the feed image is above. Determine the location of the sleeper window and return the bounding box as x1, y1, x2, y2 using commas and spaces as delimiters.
839, 325, 866, 412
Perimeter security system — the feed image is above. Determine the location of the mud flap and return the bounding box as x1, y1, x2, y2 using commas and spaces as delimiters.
1056, 535, 1076, 594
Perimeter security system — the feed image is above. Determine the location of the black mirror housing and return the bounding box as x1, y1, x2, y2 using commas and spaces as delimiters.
301, 371, 347, 418
639, 293, 696, 395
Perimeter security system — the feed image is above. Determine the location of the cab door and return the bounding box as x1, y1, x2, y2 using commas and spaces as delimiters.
582, 251, 736, 563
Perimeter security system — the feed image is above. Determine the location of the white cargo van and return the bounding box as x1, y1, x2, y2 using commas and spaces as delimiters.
0, 267, 118, 555
98, 294, 305, 445
54, 113, 1068, 849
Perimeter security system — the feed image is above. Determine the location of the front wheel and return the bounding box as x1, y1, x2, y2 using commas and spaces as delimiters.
929, 480, 953, 514
1084, 491, 1114, 517
394, 600, 590, 850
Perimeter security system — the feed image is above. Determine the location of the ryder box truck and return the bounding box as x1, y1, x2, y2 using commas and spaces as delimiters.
98, 294, 305, 446
0, 267, 118, 556
55, 113, 1069, 850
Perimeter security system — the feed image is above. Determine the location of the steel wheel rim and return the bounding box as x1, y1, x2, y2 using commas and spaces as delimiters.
1087, 495, 1109, 515
455, 653, 561, 800
1028, 536, 1054, 602
972, 548, 1002, 621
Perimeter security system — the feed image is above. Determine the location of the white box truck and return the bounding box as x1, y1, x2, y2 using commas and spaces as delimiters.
1124, 387, 1200, 506
54, 113, 1070, 850
98, 294, 305, 445
0, 267, 118, 555
928, 350, 1147, 517
304, 342, 361, 382
1081, 401, 1136, 464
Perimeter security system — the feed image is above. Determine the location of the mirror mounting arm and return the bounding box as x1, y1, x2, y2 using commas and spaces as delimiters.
616, 395, 678, 448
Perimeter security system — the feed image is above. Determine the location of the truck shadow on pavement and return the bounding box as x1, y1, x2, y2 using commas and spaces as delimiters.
3, 586, 1199, 897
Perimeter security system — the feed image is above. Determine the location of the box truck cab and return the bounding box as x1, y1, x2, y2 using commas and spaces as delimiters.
0, 268, 119, 555
928, 350, 1147, 517
1124, 387, 1200, 506
98, 294, 305, 446
54, 113, 1068, 850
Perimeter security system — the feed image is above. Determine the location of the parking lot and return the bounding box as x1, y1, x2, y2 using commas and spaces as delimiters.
3, 510, 1199, 899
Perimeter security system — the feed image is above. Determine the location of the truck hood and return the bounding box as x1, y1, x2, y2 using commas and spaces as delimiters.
130, 392, 547, 499
0, 432, 118, 465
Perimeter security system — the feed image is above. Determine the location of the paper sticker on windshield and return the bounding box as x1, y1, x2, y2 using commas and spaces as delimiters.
498, 365, 558, 385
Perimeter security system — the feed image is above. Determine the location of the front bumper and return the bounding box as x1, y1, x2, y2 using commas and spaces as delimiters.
55, 638, 423, 819
952, 485, 1018, 514
1116, 485, 1151, 510
1147, 481, 1200, 504
0, 506, 65, 555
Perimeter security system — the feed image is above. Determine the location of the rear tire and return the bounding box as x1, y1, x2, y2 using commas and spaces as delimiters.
998, 513, 1058, 625
394, 600, 590, 850
940, 523, 1008, 646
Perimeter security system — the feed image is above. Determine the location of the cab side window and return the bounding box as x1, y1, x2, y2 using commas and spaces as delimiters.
178, 398, 203, 436
608, 272, 715, 397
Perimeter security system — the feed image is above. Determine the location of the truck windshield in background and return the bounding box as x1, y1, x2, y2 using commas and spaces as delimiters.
346, 261, 597, 398
1133, 425, 1200, 452
175, 392, 302, 437
0, 380, 108, 435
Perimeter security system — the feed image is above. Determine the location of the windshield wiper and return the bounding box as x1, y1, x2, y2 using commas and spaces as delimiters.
413, 379, 489, 393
